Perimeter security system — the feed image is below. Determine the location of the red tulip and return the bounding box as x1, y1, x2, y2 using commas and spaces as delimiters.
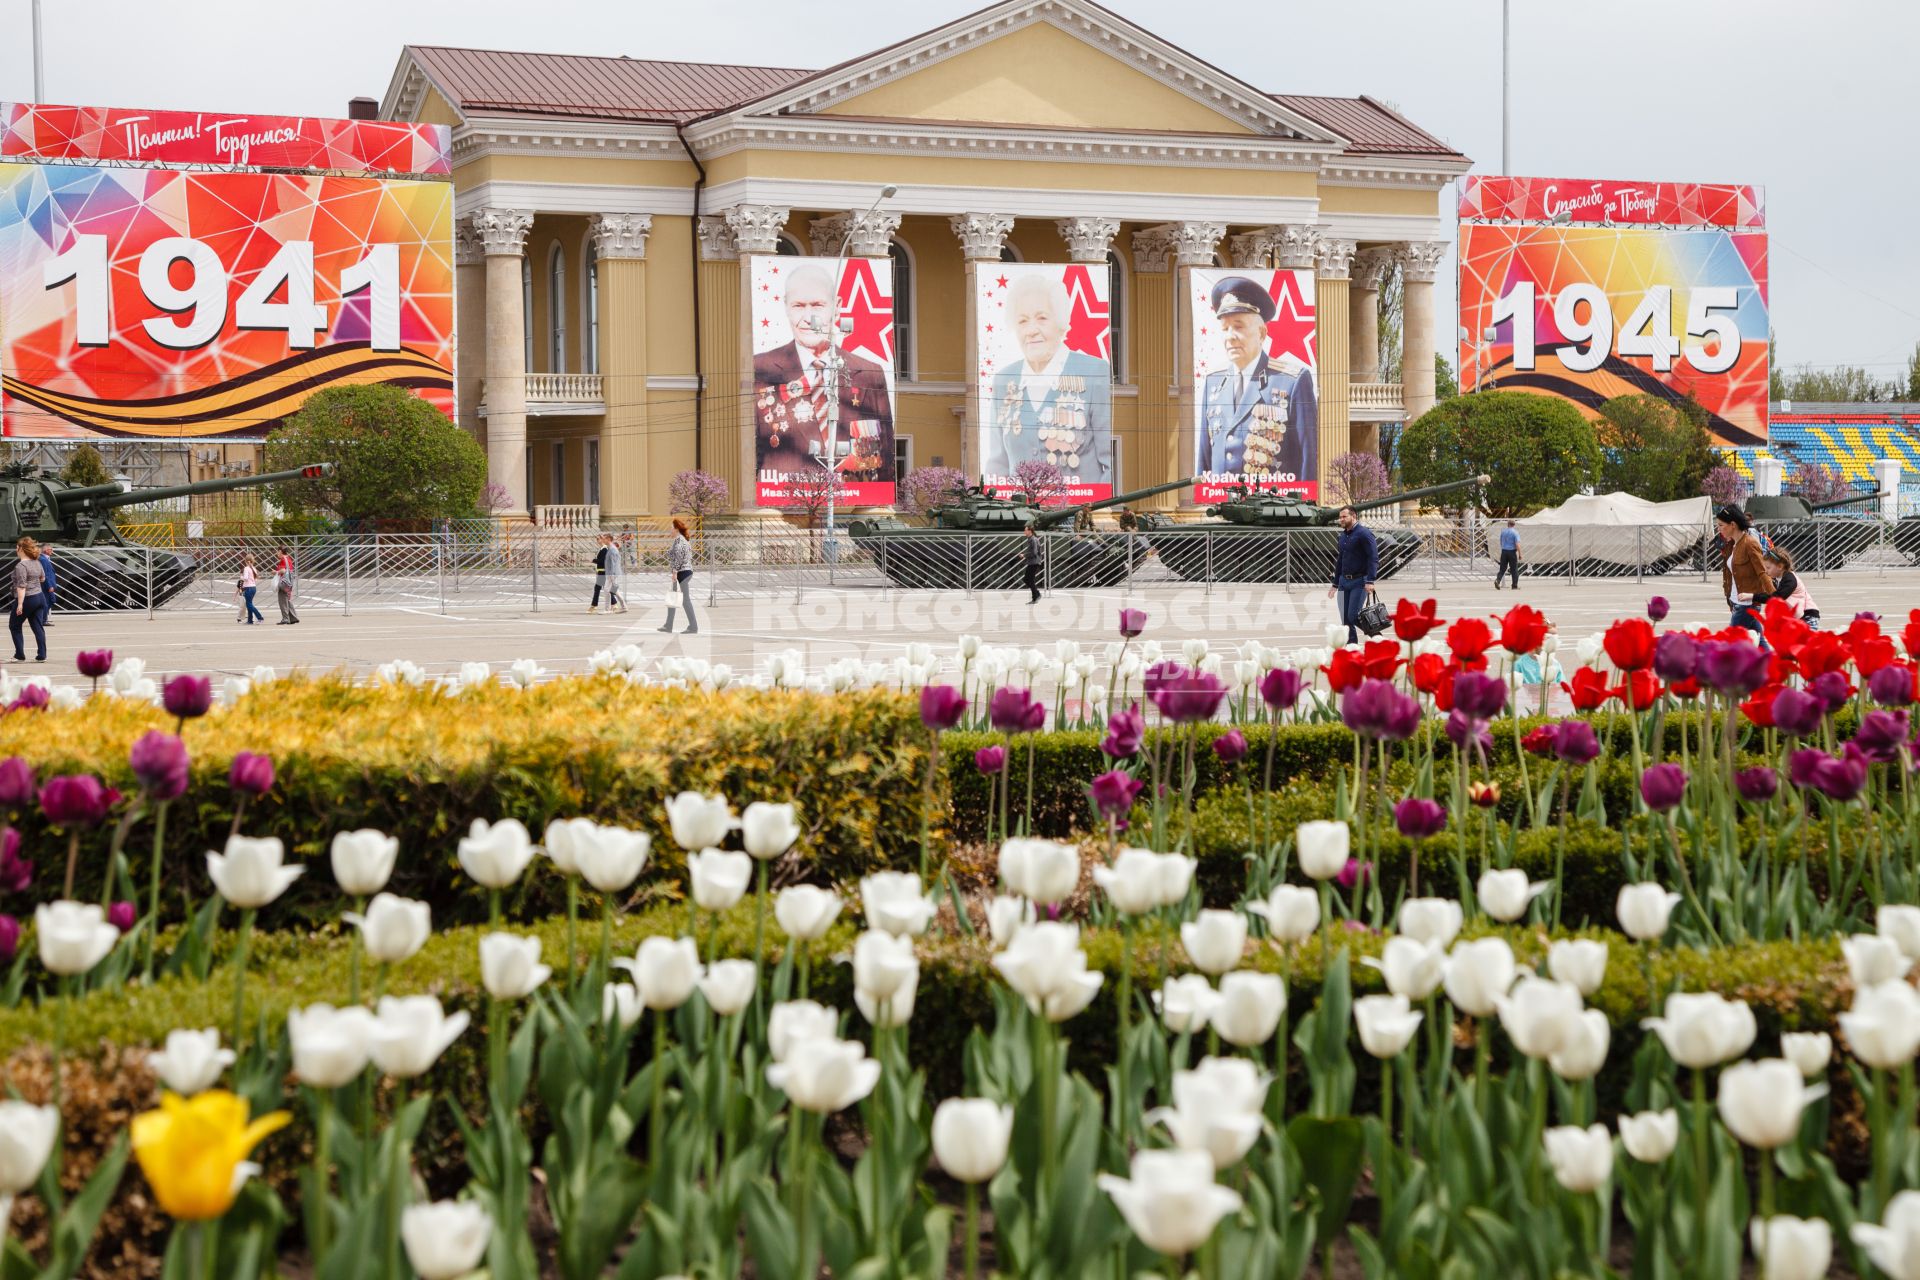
1561, 668, 1611, 712
1393, 598, 1441, 642
1796, 633, 1852, 680
1603, 618, 1657, 672
1447, 617, 1494, 664
1499, 604, 1549, 655
1360, 639, 1405, 682
1612, 670, 1663, 711
1761, 600, 1809, 659
1323, 649, 1366, 695
1740, 683, 1782, 729
1409, 653, 1448, 696
1667, 675, 1703, 700
1522, 725, 1559, 756
1852, 634, 1899, 677
1903, 609, 1920, 659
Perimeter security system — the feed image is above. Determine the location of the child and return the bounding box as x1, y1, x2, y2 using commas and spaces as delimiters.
1513, 622, 1565, 715
1758, 546, 1821, 629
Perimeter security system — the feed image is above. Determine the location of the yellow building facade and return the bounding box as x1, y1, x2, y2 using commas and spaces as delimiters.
381, 0, 1469, 519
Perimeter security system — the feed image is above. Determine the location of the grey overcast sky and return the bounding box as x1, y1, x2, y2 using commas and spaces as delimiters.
3, 0, 1916, 378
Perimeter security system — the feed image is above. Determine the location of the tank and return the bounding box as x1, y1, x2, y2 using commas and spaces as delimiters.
0, 462, 334, 609
1137, 475, 1489, 584
845, 477, 1191, 589
1744, 490, 1885, 574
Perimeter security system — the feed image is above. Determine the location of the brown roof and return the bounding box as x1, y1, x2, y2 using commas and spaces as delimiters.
1271, 94, 1464, 158
406, 45, 811, 123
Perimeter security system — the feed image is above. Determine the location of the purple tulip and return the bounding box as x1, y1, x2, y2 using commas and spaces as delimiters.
1259, 668, 1304, 711
161, 674, 213, 722
8, 686, 48, 713
0, 914, 16, 963
1647, 596, 1671, 623
1815, 745, 1870, 802
0, 758, 32, 809
1639, 763, 1689, 812
1212, 729, 1248, 764
40, 775, 111, 829
1552, 720, 1601, 767
1149, 667, 1230, 723
1342, 679, 1421, 741
1451, 670, 1509, 720
1808, 671, 1854, 713
1101, 705, 1146, 759
129, 731, 190, 801
1393, 797, 1448, 841
1696, 641, 1771, 698
1787, 748, 1828, 791
974, 745, 1007, 775
1336, 858, 1372, 890
1653, 631, 1699, 683
1854, 710, 1912, 764
1444, 709, 1493, 755
76, 648, 113, 680
1142, 661, 1184, 700
107, 901, 136, 934
1118, 608, 1148, 638
1869, 665, 1916, 708
1088, 769, 1146, 820
229, 752, 275, 798
0, 829, 29, 895
988, 685, 1046, 734
1735, 767, 1779, 803
1770, 687, 1826, 738
918, 684, 968, 732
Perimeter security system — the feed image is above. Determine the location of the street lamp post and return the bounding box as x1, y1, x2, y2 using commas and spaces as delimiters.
820, 184, 897, 576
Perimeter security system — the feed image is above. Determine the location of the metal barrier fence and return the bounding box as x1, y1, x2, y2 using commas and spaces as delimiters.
36, 512, 1920, 615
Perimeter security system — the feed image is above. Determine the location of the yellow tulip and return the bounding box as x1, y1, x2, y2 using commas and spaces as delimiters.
131, 1090, 290, 1221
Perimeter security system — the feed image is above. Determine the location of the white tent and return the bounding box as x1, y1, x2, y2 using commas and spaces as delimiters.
1487, 493, 1711, 567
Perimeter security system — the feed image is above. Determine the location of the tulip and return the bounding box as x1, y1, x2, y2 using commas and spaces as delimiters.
1148, 665, 1229, 723
1155, 974, 1221, 1034
1094, 848, 1166, 916
0, 1101, 57, 1209
664, 791, 736, 850
131, 1090, 289, 1221
0, 835, 22, 896
774, 885, 843, 941
1548, 1009, 1611, 1081
76, 648, 113, 680
685, 847, 749, 912
228, 752, 274, 798
330, 829, 399, 897
858, 870, 934, 937
0, 915, 18, 964
974, 745, 1007, 774
161, 673, 213, 722
919, 684, 967, 731
1870, 664, 1918, 707
1750, 1216, 1832, 1280
993, 922, 1103, 1022
769, 1000, 840, 1062
1341, 678, 1420, 740
1853, 1190, 1920, 1280
1260, 667, 1304, 711
35, 900, 119, 976
1443, 937, 1516, 1017
855, 963, 919, 1028
1639, 764, 1689, 812
1777, 1030, 1831, 1079
1543, 1124, 1613, 1193
851, 929, 918, 1006
1844, 933, 1914, 989
1616, 882, 1681, 941
1522, 724, 1559, 756
342, 893, 431, 965
1807, 670, 1855, 712
1149, 1057, 1269, 1171
988, 685, 1047, 733
207, 834, 303, 909
1698, 640, 1772, 697
400, 1199, 493, 1280
1098, 1149, 1243, 1258
1546, 939, 1609, 996
1770, 687, 1825, 737
1838, 980, 1920, 1070
1101, 705, 1146, 758
1718, 1058, 1821, 1149
1552, 720, 1601, 766
288, 1003, 375, 1088
1444, 709, 1493, 755
1155, 853, 1197, 907
768, 1034, 882, 1113
1398, 898, 1464, 949
1365, 936, 1446, 1001
1647, 595, 1670, 622
1452, 670, 1508, 720
1296, 820, 1351, 881
1180, 910, 1247, 976
1247, 884, 1319, 943
39, 774, 110, 828
697, 959, 757, 1017
986, 894, 1034, 948
1736, 767, 1779, 803
1880, 905, 1920, 961
1211, 970, 1286, 1047
572, 824, 652, 894
1211, 729, 1247, 765
1393, 797, 1447, 841
999, 837, 1080, 906
457, 818, 535, 890
620, 935, 701, 1010
1354, 993, 1424, 1058
0, 758, 30, 810
1477, 868, 1548, 922
1641, 991, 1757, 1069
1618, 1109, 1679, 1162
933, 1098, 1014, 1183
1857, 710, 1913, 763
108, 901, 136, 933
1496, 976, 1586, 1060
368, 995, 470, 1079
741, 801, 802, 860
479, 933, 551, 1001
129, 731, 189, 800
602, 983, 643, 1029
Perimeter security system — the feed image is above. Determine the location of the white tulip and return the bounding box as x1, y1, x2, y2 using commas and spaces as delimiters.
774, 885, 843, 941
1211, 970, 1286, 1048
457, 661, 492, 690
1853, 1190, 1920, 1280
1844, 933, 1914, 989
931, 1098, 1013, 1183
985, 895, 1034, 948
1098, 1149, 1243, 1257
1180, 910, 1247, 976
1751, 1216, 1832, 1280
1353, 993, 1423, 1059
851, 930, 918, 1004
1247, 884, 1319, 943
1365, 936, 1446, 1001
508, 658, 543, 688
1543, 1124, 1613, 1192
855, 965, 918, 1028
1149, 1056, 1269, 1171
1443, 937, 1516, 1018
767, 1035, 881, 1113
1397, 898, 1464, 949
401, 1199, 492, 1280
1838, 979, 1920, 1070
34, 901, 119, 976
861, 871, 936, 937
689, 848, 752, 912
342, 893, 430, 965
619, 936, 701, 1010
1156, 854, 1196, 908
1780, 1031, 1832, 1078
992, 921, 1103, 1023
287, 1003, 376, 1088
769, 1000, 840, 1062
330, 829, 399, 896
369, 996, 470, 1079
1296, 821, 1350, 881
479, 933, 551, 1001
1548, 1009, 1611, 1081
377, 659, 426, 687
457, 818, 535, 890
206, 835, 304, 910
0, 1102, 58, 1194
573, 824, 652, 894
1094, 848, 1166, 916
219, 676, 250, 705
1878, 904, 1920, 962
741, 802, 802, 861
542, 817, 592, 876
602, 983, 643, 1029
1616, 882, 1682, 942
1477, 869, 1549, 923
698, 959, 758, 1017
1546, 939, 1609, 997
1155, 975, 1220, 1035
146, 1028, 234, 1096
665, 791, 736, 850
1496, 976, 1586, 1061
999, 838, 1080, 906
1641, 991, 1757, 1069
957, 634, 982, 660
1325, 623, 1352, 648
1618, 1109, 1679, 1162
1718, 1058, 1822, 1150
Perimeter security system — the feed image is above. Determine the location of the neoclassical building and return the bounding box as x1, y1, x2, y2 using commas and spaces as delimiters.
378, 0, 1469, 518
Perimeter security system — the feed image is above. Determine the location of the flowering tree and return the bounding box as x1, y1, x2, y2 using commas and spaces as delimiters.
1788, 461, 1857, 508
1700, 466, 1750, 507
1326, 452, 1392, 507
785, 470, 837, 556
668, 469, 731, 532
899, 466, 969, 518
1015, 459, 1068, 507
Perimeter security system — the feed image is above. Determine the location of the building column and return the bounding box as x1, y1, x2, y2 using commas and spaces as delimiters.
808, 208, 903, 259
590, 214, 652, 519
453, 217, 487, 453
1397, 242, 1447, 427
473, 207, 534, 516
950, 213, 1017, 482
1056, 217, 1121, 264
1171, 221, 1225, 508
722, 204, 791, 512
1129, 226, 1175, 505
1349, 248, 1394, 386
1315, 236, 1356, 491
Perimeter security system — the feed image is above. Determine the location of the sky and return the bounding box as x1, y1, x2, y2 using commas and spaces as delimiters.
2, 0, 1915, 381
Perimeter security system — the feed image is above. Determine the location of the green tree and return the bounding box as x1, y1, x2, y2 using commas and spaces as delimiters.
60, 443, 113, 488
1593, 393, 1720, 501
1399, 390, 1599, 516
1781, 364, 1895, 402
1768, 328, 1786, 401
1434, 353, 1459, 402
1904, 341, 1920, 401
264, 385, 485, 522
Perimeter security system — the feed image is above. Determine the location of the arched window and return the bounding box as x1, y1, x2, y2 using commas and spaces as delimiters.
999, 243, 1021, 263
776, 234, 803, 257
520, 258, 533, 371
1106, 249, 1126, 383
547, 244, 567, 373
582, 235, 599, 375
889, 238, 915, 380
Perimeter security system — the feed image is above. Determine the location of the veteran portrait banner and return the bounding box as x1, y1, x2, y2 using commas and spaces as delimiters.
975, 261, 1113, 503
1189, 267, 1319, 503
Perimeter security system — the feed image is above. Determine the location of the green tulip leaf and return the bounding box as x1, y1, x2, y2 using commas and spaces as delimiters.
1286, 1114, 1366, 1250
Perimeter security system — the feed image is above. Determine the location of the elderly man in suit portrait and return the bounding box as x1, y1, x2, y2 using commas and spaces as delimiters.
982, 272, 1112, 490
1195, 275, 1317, 486
753, 264, 895, 486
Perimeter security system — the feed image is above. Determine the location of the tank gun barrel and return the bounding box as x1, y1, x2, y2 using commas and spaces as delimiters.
1350, 473, 1490, 515
1031, 476, 1192, 527
1807, 489, 1883, 513
57, 463, 335, 514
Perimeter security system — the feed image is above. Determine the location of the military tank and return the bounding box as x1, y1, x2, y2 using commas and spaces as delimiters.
1137, 475, 1488, 584
1745, 490, 1885, 574
845, 477, 1190, 589
0, 462, 334, 609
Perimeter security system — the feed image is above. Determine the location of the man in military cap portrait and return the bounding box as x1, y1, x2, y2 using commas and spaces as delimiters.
1195, 275, 1317, 486
982, 272, 1112, 490
752, 264, 895, 486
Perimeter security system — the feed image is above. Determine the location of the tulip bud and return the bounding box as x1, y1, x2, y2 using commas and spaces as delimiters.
1092, 848, 1165, 916
774, 885, 843, 941
741, 801, 803, 860
602, 983, 643, 1029
1844, 933, 1914, 989
228, 752, 274, 798
456, 818, 535, 890
206, 834, 304, 910
1353, 993, 1423, 1059
767, 1035, 882, 1113
1545, 939, 1609, 997
689, 848, 752, 912
992, 922, 1103, 1022
1750, 1216, 1832, 1280
861, 871, 936, 937
1156, 853, 1197, 908
1246, 884, 1319, 944
1296, 820, 1350, 881
664, 791, 736, 851
855, 964, 919, 1028
146, 1029, 234, 1097
1477, 868, 1548, 923
1364, 936, 1445, 1001
34, 900, 120, 976
697, 959, 758, 1017
1443, 937, 1516, 1018
400, 1199, 493, 1280
330, 829, 399, 897
1717, 1058, 1821, 1149
851, 929, 918, 1005
1155, 974, 1220, 1034
1618, 1109, 1679, 1162
620, 936, 700, 1011
1210, 970, 1285, 1048
1097, 1149, 1243, 1258
769, 1000, 840, 1062
1877, 904, 1920, 962
1838, 980, 1920, 1070
1780, 1031, 1832, 1079
1547, 1009, 1611, 1081
0, 1101, 59, 1195
932, 1098, 1014, 1183
573, 824, 652, 894
1180, 910, 1247, 976
1148, 1056, 1270, 1171
479, 933, 552, 1001
342, 893, 431, 965
368, 995, 470, 1079
1397, 898, 1464, 950
1852, 1192, 1920, 1280
1543, 1124, 1613, 1192
287, 1003, 376, 1088
998, 837, 1080, 906
985, 894, 1034, 948
1616, 882, 1682, 942
1496, 976, 1586, 1061
1641, 991, 1757, 1069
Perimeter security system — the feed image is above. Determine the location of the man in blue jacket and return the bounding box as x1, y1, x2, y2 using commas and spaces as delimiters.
1326, 504, 1377, 643
37, 549, 56, 627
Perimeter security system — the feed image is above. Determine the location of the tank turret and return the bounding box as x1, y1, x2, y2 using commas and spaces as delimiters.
1204, 474, 1490, 528
1744, 489, 1882, 522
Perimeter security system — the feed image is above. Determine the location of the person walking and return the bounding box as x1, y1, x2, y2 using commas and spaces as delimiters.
1326, 504, 1378, 644
36, 546, 56, 627
1758, 545, 1821, 629
658, 519, 697, 634
1023, 524, 1042, 604
590, 536, 610, 613
1493, 519, 1522, 590
238, 554, 265, 625
1716, 504, 1769, 641
602, 533, 626, 614
9, 537, 46, 663
274, 547, 300, 625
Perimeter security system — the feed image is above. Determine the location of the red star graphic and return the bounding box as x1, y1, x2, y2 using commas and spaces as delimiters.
760, 318, 770, 327
1061, 264, 1110, 360
1264, 269, 1317, 369
836, 259, 894, 362
996, 275, 1008, 289
985, 323, 994, 333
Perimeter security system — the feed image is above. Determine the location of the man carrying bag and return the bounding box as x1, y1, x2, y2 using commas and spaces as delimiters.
1326, 504, 1378, 644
